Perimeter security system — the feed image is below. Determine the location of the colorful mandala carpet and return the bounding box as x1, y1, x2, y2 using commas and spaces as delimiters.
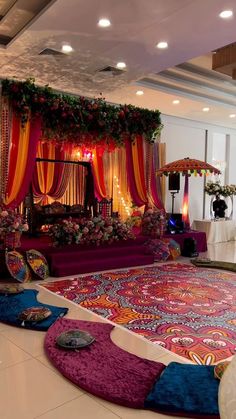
41, 263, 236, 365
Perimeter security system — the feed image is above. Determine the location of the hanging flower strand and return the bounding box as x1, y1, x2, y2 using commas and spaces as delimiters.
1, 78, 163, 147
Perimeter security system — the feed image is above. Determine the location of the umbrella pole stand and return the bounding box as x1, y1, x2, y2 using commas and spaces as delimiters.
170, 191, 179, 214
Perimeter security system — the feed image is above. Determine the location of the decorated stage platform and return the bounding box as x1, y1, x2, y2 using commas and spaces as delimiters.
0, 230, 207, 279
9, 229, 207, 277
19, 235, 155, 277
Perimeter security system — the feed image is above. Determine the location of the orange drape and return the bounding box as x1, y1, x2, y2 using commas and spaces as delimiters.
131, 137, 148, 203
5, 120, 31, 205
36, 143, 55, 203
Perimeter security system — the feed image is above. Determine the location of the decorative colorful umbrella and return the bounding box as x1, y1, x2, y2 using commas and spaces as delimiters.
156, 158, 221, 228
156, 157, 220, 177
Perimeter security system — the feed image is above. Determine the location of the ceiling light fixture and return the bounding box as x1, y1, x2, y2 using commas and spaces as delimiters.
219, 10, 233, 18
116, 62, 126, 69
62, 44, 73, 53
136, 90, 144, 96
156, 41, 168, 49
229, 113, 236, 118
98, 18, 111, 27
172, 99, 180, 104
202, 107, 210, 112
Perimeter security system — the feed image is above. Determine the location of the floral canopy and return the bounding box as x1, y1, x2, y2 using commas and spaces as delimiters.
0, 79, 164, 210
1, 78, 162, 147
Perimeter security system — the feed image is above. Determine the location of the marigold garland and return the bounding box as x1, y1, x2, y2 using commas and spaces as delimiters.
1, 78, 163, 147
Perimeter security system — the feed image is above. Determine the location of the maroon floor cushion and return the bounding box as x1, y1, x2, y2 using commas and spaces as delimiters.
44, 318, 165, 408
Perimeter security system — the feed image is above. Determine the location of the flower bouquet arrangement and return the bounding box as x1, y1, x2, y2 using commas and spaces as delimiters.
205, 181, 236, 197
142, 207, 166, 237
49, 219, 82, 246
49, 215, 135, 247
0, 207, 28, 249
126, 208, 143, 228
0, 207, 28, 234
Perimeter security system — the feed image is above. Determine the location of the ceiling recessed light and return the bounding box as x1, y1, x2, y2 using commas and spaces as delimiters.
98, 18, 111, 27
136, 90, 144, 96
156, 41, 168, 49
62, 44, 73, 53
116, 62, 126, 69
229, 113, 236, 118
202, 107, 210, 112
219, 10, 233, 18
172, 99, 180, 104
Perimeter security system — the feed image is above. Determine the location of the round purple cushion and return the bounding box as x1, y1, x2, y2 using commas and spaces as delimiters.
45, 318, 165, 408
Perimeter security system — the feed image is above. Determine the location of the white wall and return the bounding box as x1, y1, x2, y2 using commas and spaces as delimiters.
161, 114, 236, 223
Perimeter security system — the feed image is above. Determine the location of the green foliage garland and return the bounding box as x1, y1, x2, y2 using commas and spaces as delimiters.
1, 78, 163, 147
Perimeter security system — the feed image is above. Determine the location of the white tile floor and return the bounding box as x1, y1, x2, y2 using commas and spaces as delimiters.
1, 240, 235, 419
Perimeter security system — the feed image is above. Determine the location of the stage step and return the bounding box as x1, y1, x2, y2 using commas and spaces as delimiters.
19, 234, 154, 277
51, 253, 154, 277
48, 243, 147, 265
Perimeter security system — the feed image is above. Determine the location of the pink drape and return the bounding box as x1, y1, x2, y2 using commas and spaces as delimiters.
151, 143, 165, 209
182, 174, 190, 229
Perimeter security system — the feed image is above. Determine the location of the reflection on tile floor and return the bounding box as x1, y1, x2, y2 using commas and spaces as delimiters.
1, 241, 236, 418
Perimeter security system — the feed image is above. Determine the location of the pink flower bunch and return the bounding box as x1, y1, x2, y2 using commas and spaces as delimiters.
49, 216, 134, 247
0, 207, 28, 234
49, 219, 82, 246
142, 207, 166, 237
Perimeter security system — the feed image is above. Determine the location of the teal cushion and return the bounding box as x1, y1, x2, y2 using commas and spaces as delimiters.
144, 362, 219, 418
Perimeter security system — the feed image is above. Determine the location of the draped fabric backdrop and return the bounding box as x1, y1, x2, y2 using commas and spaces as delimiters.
92, 137, 165, 218
0, 96, 11, 202
32, 143, 86, 206
2, 106, 41, 207
0, 101, 165, 216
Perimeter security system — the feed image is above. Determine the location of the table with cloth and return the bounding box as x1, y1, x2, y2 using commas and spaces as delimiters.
192, 219, 236, 244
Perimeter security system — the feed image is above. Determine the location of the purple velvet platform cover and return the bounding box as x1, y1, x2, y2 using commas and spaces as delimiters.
45, 318, 165, 408
164, 231, 207, 252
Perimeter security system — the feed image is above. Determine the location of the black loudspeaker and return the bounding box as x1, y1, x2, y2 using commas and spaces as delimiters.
168, 173, 180, 191
181, 238, 199, 257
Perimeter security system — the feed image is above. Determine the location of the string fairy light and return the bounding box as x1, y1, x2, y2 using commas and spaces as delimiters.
113, 175, 131, 216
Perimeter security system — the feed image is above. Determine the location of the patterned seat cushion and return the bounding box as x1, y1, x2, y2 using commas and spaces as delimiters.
56, 329, 95, 349
0, 283, 24, 295
18, 306, 52, 323
5, 251, 31, 282
26, 249, 49, 279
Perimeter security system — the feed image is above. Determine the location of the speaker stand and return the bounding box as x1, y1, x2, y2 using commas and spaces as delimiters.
170, 191, 179, 214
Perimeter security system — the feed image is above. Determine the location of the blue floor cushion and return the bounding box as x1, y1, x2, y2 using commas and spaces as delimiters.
144, 362, 219, 418
0, 289, 68, 330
